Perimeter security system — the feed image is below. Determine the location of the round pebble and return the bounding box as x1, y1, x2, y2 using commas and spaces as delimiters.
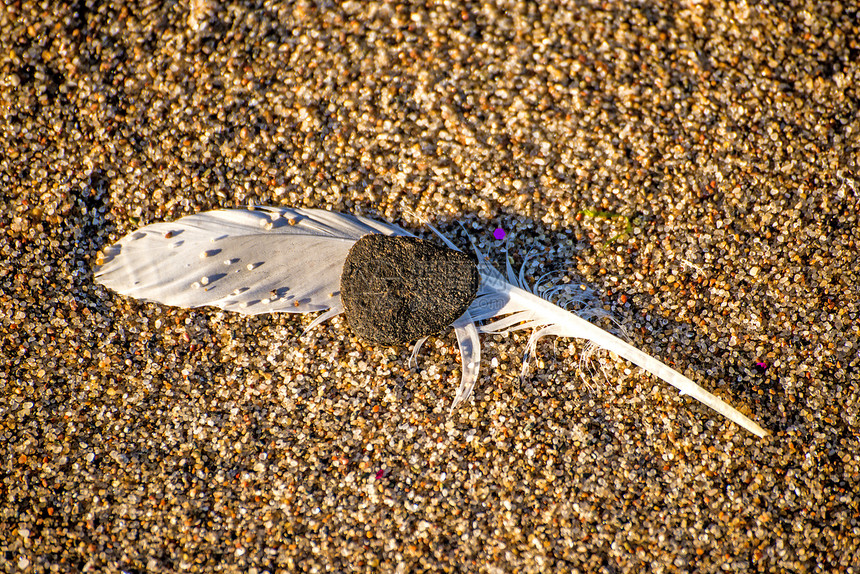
340, 235, 479, 345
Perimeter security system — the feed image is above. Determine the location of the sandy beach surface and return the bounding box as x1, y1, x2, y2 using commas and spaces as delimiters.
2, 1, 859, 572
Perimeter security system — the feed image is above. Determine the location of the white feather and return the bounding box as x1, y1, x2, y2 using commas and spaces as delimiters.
95, 207, 411, 316
95, 206, 768, 437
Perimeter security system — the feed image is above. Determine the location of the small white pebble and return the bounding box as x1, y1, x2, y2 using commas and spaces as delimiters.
200, 276, 209, 285
191, 282, 201, 289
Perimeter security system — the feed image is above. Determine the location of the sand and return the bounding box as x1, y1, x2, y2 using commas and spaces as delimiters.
2, 1, 859, 572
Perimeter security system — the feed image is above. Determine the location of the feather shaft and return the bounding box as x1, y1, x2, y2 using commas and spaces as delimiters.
477, 276, 769, 438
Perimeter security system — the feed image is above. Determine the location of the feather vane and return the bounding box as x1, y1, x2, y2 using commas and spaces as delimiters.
95, 207, 411, 315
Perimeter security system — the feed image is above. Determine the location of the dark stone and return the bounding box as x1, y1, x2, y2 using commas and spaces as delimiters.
340, 234, 479, 345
